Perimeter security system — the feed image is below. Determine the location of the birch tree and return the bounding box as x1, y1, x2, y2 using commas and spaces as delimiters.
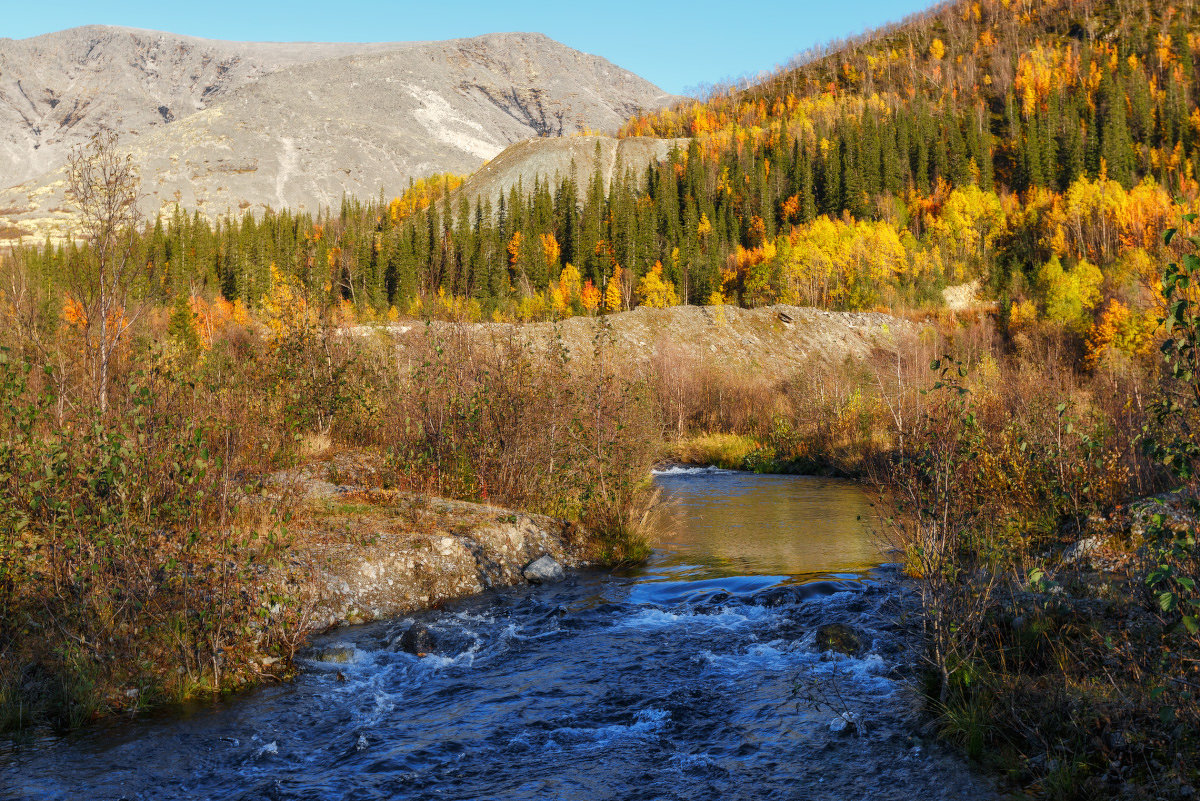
65, 129, 143, 413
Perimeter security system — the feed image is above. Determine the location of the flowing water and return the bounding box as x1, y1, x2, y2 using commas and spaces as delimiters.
1, 469, 997, 800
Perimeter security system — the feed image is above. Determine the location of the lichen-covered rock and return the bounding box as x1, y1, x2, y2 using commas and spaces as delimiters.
522, 555, 565, 585
1061, 535, 1105, 565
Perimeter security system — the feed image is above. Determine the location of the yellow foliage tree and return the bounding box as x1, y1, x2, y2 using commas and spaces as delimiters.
636, 261, 680, 308
387, 173, 464, 222
550, 283, 568, 317
559, 262, 582, 306
605, 266, 624, 313
507, 231, 523, 266
779, 216, 909, 309
261, 263, 315, 342
541, 233, 561, 272
1038, 255, 1104, 331
926, 185, 1005, 280
1084, 299, 1155, 370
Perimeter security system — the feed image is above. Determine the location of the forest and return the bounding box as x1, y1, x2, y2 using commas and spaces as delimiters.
7, 0, 1199, 374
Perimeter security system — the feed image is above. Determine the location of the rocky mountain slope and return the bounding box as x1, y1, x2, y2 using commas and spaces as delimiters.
0, 26, 408, 188
0, 27, 676, 241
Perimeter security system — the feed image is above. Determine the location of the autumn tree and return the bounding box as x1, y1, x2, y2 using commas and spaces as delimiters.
64, 128, 144, 413
636, 261, 680, 308
605, 266, 624, 312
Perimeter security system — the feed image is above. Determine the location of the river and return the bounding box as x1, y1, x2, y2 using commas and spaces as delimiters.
0, 468, 997, 800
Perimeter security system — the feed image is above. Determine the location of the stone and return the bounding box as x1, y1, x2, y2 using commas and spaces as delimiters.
828, 711, 861, 735
815, 623, 865, 655
312, 644, 356, 663
753, 587, 797, 607
522, 555, 565, 585
399, 622, 437, 654
1061, 536, 1105, 564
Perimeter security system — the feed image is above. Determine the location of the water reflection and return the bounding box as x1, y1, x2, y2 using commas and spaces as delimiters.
647, 467, 881, 581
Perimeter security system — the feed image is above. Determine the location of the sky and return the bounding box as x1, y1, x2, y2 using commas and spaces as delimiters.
7, 1, 935, 96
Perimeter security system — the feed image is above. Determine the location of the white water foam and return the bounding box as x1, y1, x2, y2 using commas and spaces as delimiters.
615, 604, 775, 630
651, 465, 738, 476
547, 708, 671, 749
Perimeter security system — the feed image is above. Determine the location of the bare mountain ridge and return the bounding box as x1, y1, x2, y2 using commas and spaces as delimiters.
0, 27, 677, 241
0, 25, 413, 187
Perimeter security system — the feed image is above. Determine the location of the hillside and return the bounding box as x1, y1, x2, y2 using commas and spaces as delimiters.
0, 29, 676, 241
456, 135, 690, 207
11, 0, 1199, 352
365, 302, 911, 374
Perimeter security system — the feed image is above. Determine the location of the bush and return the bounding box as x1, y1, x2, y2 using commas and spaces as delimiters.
0, 348, 301, 730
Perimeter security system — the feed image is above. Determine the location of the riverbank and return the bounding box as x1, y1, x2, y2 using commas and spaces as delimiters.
1, 467, 1003, 801
270, 470, 596, 631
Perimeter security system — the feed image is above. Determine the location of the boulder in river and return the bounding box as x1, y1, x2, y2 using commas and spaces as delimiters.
312, 643, 357, 663
815, 623, 865, 655
523, 555, 565, 585
399, 623, 438, 654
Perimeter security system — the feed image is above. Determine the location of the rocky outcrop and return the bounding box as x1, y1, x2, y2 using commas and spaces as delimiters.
279, 489, 592, 631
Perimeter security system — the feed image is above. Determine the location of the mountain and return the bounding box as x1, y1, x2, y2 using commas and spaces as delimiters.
21, 0, 1191, 344
0, 25, 409, 188
0, 27, 676, 240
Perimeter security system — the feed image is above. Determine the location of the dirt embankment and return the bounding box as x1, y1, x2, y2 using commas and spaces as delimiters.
358, 303, 915, 378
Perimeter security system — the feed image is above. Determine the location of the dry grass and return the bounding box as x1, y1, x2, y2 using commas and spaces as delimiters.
667, 432, 759, 470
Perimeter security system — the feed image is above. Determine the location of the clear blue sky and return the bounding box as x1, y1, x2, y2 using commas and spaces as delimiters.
7, 1, 935, 95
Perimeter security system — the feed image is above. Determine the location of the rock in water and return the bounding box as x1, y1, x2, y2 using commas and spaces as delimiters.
828, 711, 862, 735
399, 623, 437, 654
523, 555, 565, 585
312, 643, 356, 663
815, 623, 865, 655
